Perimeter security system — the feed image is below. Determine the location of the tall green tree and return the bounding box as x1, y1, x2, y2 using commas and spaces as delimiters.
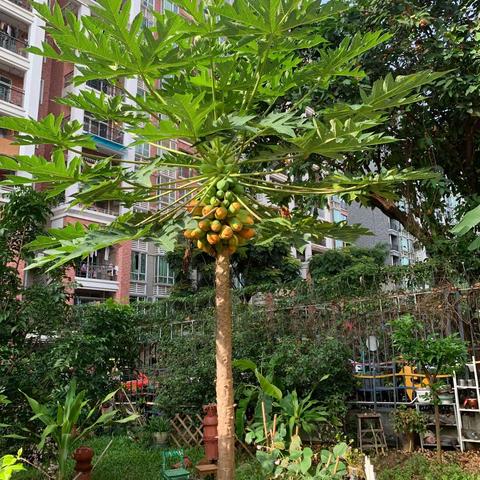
0, 1, 441, 477
307, 0, 480, 259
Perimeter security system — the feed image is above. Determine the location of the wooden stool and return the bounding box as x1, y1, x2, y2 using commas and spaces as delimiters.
356, 412, 387, 455
195, 463, 218, 478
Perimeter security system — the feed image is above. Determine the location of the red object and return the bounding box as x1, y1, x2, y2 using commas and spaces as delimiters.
123, 372, 149, 392
463, 397, 479, 409
73, 446, 94, 480
203, 404, 218, 462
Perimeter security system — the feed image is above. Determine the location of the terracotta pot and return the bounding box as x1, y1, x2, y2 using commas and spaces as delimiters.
463, 397, 478, 409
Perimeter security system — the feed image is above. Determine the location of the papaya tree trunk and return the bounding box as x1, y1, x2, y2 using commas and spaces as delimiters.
215, 251, 235, 480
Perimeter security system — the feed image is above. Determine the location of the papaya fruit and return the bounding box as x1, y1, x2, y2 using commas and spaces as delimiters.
225, 191, 235, 202
216, 179, 227, 191
222, 200, 230, 208
215, 207, 228, 220
228, 202, 241, 215
220, 225, 234, 240
216, 190, 225, 199
186, 200, 198, 213
227, 246, 237, 255
210, 197, 220, 206
229, 218, 243, 232
233, 184, 244, 195
228, 235, 238, 247
238, 228, 256, 239
237, 210, 254, 225
202, 205, 215, 217
207, 232, 220, 245
211, 220, 222, 232
198, 219, 211, 232
184, 229, 193, 239
197, 240, 205, 250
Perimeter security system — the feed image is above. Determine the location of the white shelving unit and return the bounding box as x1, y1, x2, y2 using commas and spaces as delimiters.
453, 355, 480, 451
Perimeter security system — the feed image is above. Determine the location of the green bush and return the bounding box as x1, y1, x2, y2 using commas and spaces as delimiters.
51, 300, 138, 399
377, 455, 480, 480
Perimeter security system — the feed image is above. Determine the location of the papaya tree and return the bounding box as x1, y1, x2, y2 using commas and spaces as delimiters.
0, 0, 442, 477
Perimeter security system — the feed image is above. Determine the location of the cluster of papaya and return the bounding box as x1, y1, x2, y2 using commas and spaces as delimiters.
184, 178, 256, 256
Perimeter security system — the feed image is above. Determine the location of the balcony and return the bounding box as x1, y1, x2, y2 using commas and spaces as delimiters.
86, 79, 123, 97
5, 0, 31, 11
0, 79, 23, 106
84, 114, 124, 151
86, 200, 120, 216
76, 263, 118, 281
0, 31, 28, 57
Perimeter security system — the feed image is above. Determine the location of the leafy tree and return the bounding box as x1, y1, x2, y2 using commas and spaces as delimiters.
309, 243, 388, 278
0, 0, 441, 476
308, 0, 480, 259
392, 315, 467, 459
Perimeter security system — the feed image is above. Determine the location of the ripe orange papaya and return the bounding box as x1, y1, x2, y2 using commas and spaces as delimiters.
198, 219, 211, 232
207, 233, 220, 245
220, 225, 234, 240
202, 205, 215, 217
229, 219, 243, 232
215, 206, 228, 220
238, 228, 256, 239
211, 220, 222, 232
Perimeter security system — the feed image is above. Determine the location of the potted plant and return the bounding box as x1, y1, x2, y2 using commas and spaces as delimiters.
147, 416, 170, 446
392, 406, 427, 452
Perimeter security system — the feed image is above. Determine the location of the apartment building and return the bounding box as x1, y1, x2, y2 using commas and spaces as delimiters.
0, 0, 46, 198
0, 0, 184, 304
347, 203, 425, 266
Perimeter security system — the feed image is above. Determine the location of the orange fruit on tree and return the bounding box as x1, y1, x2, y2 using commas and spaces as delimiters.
215, 206, 228, 220
198, 219, 211, 232
229, 219, 243, 232
207, 232, 220, 245
238, 228, 256, 239
211, 220, 222, 232
220, 225, 234, 240
202, 205, 215, 217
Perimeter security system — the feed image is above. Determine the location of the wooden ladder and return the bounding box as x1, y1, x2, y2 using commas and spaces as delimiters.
357, 412, 387, 455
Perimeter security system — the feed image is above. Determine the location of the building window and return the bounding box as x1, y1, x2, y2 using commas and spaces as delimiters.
163, 0, 179, 12
131, 251, 147, 282
135, 142, 150, 158
157, 171, 177, 208
332, 210, 347, 223
155, 255, 174, 285
0, 76, 12, 103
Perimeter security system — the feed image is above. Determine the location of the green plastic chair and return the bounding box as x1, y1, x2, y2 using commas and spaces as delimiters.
161, 449, 190, 480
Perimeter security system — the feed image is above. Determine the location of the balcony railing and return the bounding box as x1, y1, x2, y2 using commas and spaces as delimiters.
6, 0, 32, 10
84, 115, 124, 144
0, 80, 24, 107
0, 31, 28, 57
76, 263, 118, 281
87, 201, 120, 216
86, 79, 123, 97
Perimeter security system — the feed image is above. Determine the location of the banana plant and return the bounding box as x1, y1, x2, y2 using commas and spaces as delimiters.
0, 0, 443, 477
23, 380, 138, 480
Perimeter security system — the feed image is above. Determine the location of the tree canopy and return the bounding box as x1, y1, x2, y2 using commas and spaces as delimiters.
306, 0, 480, 259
